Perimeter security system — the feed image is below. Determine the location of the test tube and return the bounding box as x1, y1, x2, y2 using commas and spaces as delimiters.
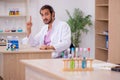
71, 48, 75, 58
79, 48, 83, 58
83, 48, 87, 58
87, 48, 90, 58
75, 47, 78, 58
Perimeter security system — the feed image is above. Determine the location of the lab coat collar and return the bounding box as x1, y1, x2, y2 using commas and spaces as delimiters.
45, 19, 58, 31
51, 19, 59, 29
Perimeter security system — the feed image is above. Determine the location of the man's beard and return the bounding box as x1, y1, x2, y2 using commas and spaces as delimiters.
43, 17, 52, 24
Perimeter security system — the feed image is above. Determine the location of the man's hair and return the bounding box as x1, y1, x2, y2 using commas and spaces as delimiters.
40, 5, 55, 14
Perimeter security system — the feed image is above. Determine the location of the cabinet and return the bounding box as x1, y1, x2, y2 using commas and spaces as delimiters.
108, 0, 120, 64
95, 0, 120, 64
0, 0, 29, 41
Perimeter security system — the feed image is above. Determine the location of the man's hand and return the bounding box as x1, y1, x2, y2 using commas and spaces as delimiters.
39, 45, 55, 50
46, 45, 55, 50
26, 16, 32, 37
39, 45, 47, 50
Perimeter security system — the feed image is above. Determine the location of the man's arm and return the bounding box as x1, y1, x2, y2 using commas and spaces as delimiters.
23, 16, 39, 46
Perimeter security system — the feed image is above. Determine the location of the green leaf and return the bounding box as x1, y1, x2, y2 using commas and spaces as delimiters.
66, 8, 92, 47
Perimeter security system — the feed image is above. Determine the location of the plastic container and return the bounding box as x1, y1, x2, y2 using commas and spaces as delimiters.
6, 36, 19, 51
0, 29, 3, 32
11, 36, 19, 50
17, 27, 23, 32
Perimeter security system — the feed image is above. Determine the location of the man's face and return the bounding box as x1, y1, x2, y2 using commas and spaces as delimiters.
40, 9, 53, 24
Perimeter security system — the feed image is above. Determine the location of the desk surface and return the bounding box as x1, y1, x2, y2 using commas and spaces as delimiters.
0, 44, 53, 53
21, 59, 120, 80
0, 45, 53, 80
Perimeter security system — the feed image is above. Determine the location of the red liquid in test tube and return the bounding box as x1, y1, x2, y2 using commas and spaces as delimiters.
88, 48, 90, 58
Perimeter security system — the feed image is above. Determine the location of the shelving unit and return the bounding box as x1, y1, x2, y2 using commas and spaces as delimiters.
95, 0, 120, 64
0, 0, 29, 39
95, 0, 108, 61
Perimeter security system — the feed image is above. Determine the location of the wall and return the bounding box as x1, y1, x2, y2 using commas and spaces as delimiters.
29, 0, 95, 58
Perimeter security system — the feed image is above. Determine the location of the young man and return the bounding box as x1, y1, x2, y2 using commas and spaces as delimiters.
25, 5, 71, 58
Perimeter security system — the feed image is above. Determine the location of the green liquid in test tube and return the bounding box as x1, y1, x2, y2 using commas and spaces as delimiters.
70, 58, 75, 69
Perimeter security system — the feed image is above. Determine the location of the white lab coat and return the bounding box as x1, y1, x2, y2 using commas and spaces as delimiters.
22, 19, 71, 58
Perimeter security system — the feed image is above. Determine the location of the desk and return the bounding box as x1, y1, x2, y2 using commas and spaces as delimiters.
21, 59, 120, 80
0, 45, 53, 80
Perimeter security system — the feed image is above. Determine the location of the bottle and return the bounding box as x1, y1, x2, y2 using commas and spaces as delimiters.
5, 20, 10, 32
63, 50, 68, 58
16, 8, 19, 15
106, 35, 108, 49
11, 19, 16, 32
61, 51, 64, 58
9, 9, 12, 15
82, 57, 87, 69
11, 9, 14, 15
13, 8, 15, 15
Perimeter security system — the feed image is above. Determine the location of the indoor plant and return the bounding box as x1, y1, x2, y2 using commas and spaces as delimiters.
66, 8, 92, 47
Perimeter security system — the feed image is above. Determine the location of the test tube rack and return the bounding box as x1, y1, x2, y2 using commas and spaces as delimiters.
63, 58, 93, 71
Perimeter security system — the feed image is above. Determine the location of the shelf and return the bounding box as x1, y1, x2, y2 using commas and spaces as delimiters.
0, 32, 26, 34
96, 19, 108, 21
96, 4, 108, 7
97, 33, 108, 36
96, 47, 108, 51
0, 15, 27, 18
96, 6, 108, 20
96, 0, 108, 4
1, 0, 27, 3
